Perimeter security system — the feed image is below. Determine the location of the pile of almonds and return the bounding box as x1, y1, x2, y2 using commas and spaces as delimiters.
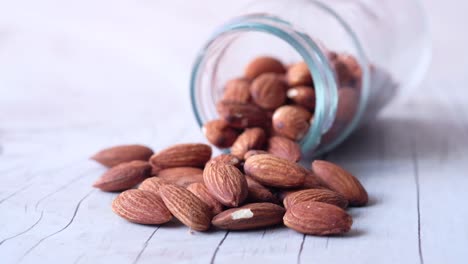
92, 143, 367, 235
203, 53, 362, 156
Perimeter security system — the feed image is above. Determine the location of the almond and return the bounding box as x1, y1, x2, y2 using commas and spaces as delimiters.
244, 154, 306, 188
138, 177, 166, 194
157, 167, 204, 187
286, 62, 313, 86
272, 105, 312, 141
303, 171, 326, 189
149, 143, 212, 171
243, 150, 269, 160
336, 87, 359, 123
91, 144, 153, 167
203, 162, 248, 207
112, 189, 172, 225
208, 154, 242, 169
333, 53, 362, 87
187, 182, 224, 215
202, 120, 239, 148
312, 160, 368, 206
284, 201, 352, 235
216, 101, 268, 129
249, 73, 287, 110
222, 78, 251, 103
230, 128, 266, 159
287, 86, 316, 111
283, 189, 348, 209
267, 136, 301, 162
159, 184, 212, 231
93, 160, 151, 192
245, 176, 278, 203
244, 56, 286, 79
212, 203, 285, 230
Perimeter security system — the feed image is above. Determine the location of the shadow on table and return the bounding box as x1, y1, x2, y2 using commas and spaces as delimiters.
319, 115, 463, 163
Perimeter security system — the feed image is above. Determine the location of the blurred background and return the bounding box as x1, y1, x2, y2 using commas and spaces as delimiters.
0, 0, 466, 158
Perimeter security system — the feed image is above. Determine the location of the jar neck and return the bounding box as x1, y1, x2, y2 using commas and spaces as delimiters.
191, 12, 370, 157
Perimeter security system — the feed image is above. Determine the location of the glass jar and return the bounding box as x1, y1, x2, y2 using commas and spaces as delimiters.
190, 0, 431, 158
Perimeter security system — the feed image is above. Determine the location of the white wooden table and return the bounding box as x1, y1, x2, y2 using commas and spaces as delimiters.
1, 1, 467, 263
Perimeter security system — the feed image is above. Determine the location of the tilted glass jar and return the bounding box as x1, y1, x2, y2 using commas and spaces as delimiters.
190, 0, 430, 158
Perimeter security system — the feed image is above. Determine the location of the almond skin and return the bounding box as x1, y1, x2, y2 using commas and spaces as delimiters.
91, 144, 153, 167
283, 189, 348, 209
284, 201, 352, 235
244, 154, 306, 188
112, 189, 172, 225
216, 101, 268, 129
287, 86, 316, 111
286, 62, 313, 87
333, 53, 362, 87
312, 160, 368, 206
203, 162, 248, 207
187, 183, 224, 215
159, 184, 212, 231
222, 78, 251, 103
202, 120, 239, 148
245, 176, 279, 204
249, 73, 287, 110
208, 154, 242, 169
244, 150, 269, 160
138, 177, 166, 194
272, 105, 312, 141
230, 127, 266, 159
93, 160, 151, 192
149, 143, 212, 171
267, 136, 301, 162
156, 167, 204, 188
212, 203, 285, 230
244, 56, 286, 80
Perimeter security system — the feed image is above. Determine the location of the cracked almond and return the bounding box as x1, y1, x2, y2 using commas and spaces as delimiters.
212, 203, 285, 230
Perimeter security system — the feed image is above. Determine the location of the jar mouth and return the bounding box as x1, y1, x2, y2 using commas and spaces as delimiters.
191, 12, 370, 157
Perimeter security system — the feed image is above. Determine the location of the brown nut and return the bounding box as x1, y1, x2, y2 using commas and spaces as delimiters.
112, 189, 172, 225
202, 120, 239, 148
243, 150, 269, 160
249, 73, 287, 110
312, 160, 368, 206
245, 176, 279, 204
230, 127, 266, 159
187, 182, 224, 215
286, 62, 313, 87
150, 143, 212, 171
203, 162, 248, 207
336, 87, 359, 123
160, 184, 212, 231
272, 105, 312, 141
283, 188, 348, 209
222, 78, 251, 103
284, 201, 352, 235
208, 154, 242, 169
212, 203, 285, 230
267, 136, 301, 162
216, 101, 269, 129
244, 154, 306, 188
93, 160, 151, 192
91, 144, 154, 168
244, 56, 286, 79
156, 167, 204, 187
287, 86, 316, 111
